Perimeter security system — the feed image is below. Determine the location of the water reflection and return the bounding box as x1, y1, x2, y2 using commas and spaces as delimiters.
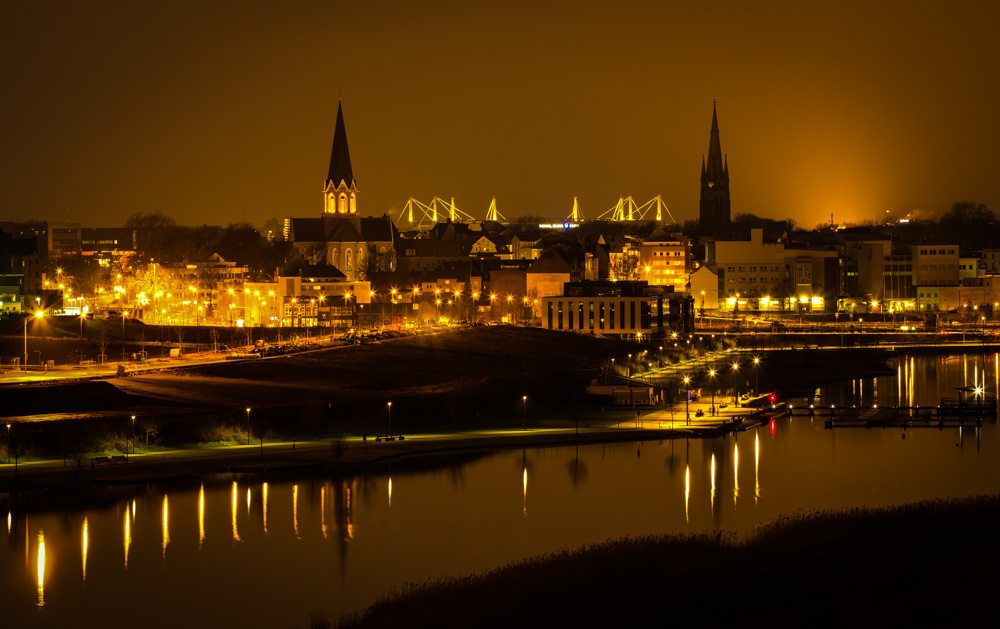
733, 443, 739, 506
684, 464, 690, 523
388, 477, 392, 508
123, 509, 131, 570
710, 453, 716, 515
3, 356, 1000, 628
82, 517, 88, 581
263, 482, 269, 535
199, 484, 205, 549
321, 485, 327, 538
522, 466, 528, 517
37, 529, 45, 607
162, 495, 170, 559
755, 432, 760, 503
231, 481, 241, 543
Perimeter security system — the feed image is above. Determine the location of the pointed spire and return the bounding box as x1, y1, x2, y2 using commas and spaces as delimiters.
701, 154, 707, 181
724, 154, 729, 180
327, 101, 355, 189
706, 102, 724, 182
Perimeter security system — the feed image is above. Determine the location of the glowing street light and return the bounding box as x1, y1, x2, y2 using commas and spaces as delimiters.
24, 310, 45, 372
246, 408, 251, 445
130, 415, 136, 458
387, 401, 393, 436
683, 376, 691, 424
732, 361, 741, 407
708, 369, 717, 416
522, 395, 527, 430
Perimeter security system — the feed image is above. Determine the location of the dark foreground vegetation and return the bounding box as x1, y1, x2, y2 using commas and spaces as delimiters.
323, 495, 1000, 628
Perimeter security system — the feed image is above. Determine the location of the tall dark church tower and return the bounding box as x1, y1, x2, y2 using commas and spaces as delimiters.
323, 100, 358, 216
699, 101, 730, 233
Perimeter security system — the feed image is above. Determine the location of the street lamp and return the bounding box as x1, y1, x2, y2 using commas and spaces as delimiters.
130, 415, 136, 458
24, 310, 45, 372
246, 408, 251, 445
387, 401, 392, 436
8, 423, 15, 477
732, 361, 740, 407
522, 395, 527, 430
79, 313, 86, 365
753, 357, 760, 395
683, 376, 691, 424
709, 369, 717, 416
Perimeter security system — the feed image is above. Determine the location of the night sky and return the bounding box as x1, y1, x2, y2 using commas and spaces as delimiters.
2, 0, 998, 229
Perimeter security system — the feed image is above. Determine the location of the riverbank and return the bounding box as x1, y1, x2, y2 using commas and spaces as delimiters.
0, 403, 753, 492
329, 493, 1000, 628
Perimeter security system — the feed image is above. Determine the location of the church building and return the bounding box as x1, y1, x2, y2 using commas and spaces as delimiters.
288, 100, 396, 282
699, 102, 731, 234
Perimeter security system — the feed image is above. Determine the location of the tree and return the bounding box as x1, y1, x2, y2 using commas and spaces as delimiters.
124, 211, 178, 261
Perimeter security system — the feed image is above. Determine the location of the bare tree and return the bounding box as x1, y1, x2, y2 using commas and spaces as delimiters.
98, 332, 109, 365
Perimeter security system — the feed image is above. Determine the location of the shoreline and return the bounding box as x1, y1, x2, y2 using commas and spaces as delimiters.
0, 421, 721, 493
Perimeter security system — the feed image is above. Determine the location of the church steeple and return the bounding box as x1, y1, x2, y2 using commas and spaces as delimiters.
699, 101, 731, 234
323, 100, 358, 215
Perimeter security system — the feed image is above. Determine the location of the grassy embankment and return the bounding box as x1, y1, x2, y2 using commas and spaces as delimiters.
0, 327, 676, 461
0, 326, 901, 463
326, 494, 1000, 628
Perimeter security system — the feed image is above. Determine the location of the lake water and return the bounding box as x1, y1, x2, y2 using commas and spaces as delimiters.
4, 352, 1000, 627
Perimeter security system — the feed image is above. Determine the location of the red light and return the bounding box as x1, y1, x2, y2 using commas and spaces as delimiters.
768, 394, 776, 402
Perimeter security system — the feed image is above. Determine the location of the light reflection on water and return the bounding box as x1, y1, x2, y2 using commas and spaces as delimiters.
3, 353, 1000, 628
36, 529, 45, 607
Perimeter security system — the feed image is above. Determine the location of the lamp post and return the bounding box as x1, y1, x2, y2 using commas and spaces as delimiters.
121, 312, 127, 362
709, 369, 717, 416
246, 408, 251, 445
683, 376, 691, 424
732, 361, 740, 408
522, 395, 527, 430
79, 313, 85, 365
9, 423, 15, 478
24, 310, 47, 372
130, 415, 136, 459
387, 401, 392, 436
753, 357, 760, 395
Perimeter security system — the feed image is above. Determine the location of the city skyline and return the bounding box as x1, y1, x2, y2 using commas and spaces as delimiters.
3, 1, 999, 229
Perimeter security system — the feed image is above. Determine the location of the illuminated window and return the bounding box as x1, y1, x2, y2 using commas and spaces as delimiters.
339, 194, 347, 213
327, 193, 335, 213
350, 193, 356, 213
